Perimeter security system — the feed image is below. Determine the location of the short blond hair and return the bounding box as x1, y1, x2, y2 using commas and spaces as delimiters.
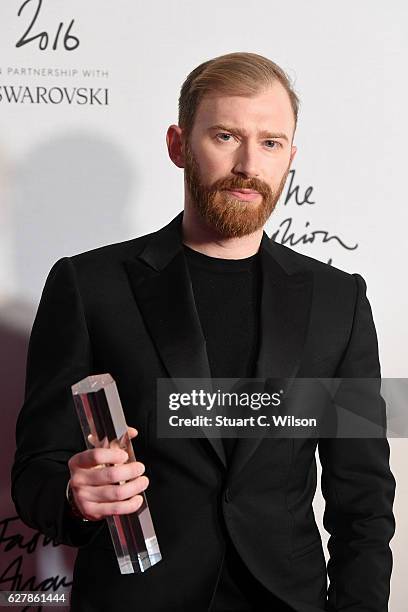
178, 52, 300, 140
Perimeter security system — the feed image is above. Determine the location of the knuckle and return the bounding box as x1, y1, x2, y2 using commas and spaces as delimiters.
89, 505, 103, 520
114, 485, 124, 501
130, 481, 140, 495
93, 449, 105, 465
123, 482, 134, 499
81, 501, 91, 515
81, 501, 99, 520
86, 470, 99, 485
69, 454, 81, 471
106, 466, 119, 482
130, 466, 139, 479
75, 489, 84, 502
111, 503, 122, 515
70, 474, 80, 487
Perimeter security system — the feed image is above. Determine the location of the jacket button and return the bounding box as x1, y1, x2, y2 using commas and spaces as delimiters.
224, 488, 231, 503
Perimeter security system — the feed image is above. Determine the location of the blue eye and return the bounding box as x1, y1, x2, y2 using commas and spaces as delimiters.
265, 140, 280, 149
216, 133, 233, 142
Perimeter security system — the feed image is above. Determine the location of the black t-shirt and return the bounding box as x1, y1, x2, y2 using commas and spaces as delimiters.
183, 244, 288, 609
183, 243, 261, 462
184, 244, 285, 609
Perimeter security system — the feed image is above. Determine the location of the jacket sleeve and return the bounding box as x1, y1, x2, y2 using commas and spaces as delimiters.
11, 257, 105, 547
318, 273, 396, 612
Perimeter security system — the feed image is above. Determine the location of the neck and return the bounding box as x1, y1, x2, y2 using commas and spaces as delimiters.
181, 200, 263, 260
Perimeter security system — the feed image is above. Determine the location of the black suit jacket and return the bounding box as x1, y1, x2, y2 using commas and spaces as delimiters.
11, 210, 396, 611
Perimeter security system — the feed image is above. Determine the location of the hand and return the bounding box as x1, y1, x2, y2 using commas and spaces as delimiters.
67, 426, 149, 521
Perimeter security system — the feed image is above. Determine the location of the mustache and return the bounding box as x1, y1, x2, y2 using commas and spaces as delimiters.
211, 179, 271, 196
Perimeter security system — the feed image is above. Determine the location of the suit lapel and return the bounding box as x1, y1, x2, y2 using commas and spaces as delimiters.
255, 239, 314, 381
125, 250, 211, 380
229, 240, 313, 480
124, 211, 313, 475
125, 212, 227, 467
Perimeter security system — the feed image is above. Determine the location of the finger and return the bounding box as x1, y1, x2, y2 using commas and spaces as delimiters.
69, 447, 128, 470
127, 426, 138, 439
77, 476, 149, 504
73, 461, 145, 486
82, 495, 145, 520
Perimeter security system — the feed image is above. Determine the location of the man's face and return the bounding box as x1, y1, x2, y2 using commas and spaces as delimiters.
183, 82, 297, 238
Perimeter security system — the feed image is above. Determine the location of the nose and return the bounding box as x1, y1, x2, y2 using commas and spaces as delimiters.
232, 142, 260, 179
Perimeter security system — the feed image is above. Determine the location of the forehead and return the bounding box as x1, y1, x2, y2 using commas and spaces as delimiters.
193, 81, 295, 133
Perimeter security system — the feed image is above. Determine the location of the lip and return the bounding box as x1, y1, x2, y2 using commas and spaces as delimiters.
225, 189, 260, 201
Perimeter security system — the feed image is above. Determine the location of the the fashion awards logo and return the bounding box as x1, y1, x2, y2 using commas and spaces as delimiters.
271, 170, 358, 266
0, 0, 109, 106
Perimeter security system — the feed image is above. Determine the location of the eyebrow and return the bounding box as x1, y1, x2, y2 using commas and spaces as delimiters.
208, 124, 289, 142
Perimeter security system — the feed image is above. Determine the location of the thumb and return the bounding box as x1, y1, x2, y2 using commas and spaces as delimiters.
127, 426, 138, 439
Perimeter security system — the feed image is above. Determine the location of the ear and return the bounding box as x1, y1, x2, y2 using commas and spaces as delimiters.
166, 125, 185, 168
289, 144, 297, 165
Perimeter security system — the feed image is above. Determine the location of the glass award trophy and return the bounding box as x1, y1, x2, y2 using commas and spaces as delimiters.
71, 373, 162, 574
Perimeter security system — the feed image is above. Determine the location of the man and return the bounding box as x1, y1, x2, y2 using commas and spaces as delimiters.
12, 52, 395, 611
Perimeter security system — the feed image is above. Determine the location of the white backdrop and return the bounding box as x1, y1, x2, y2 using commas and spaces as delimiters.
0, 0, 406, 608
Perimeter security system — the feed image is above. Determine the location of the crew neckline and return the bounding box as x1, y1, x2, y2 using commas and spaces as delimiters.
183, 243, 259, 271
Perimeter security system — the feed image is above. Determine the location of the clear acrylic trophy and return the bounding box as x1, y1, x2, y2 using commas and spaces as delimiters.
71, 373, 162, 574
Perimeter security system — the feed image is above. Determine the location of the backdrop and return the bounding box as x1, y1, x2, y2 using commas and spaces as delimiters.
0, 0, 406, 609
